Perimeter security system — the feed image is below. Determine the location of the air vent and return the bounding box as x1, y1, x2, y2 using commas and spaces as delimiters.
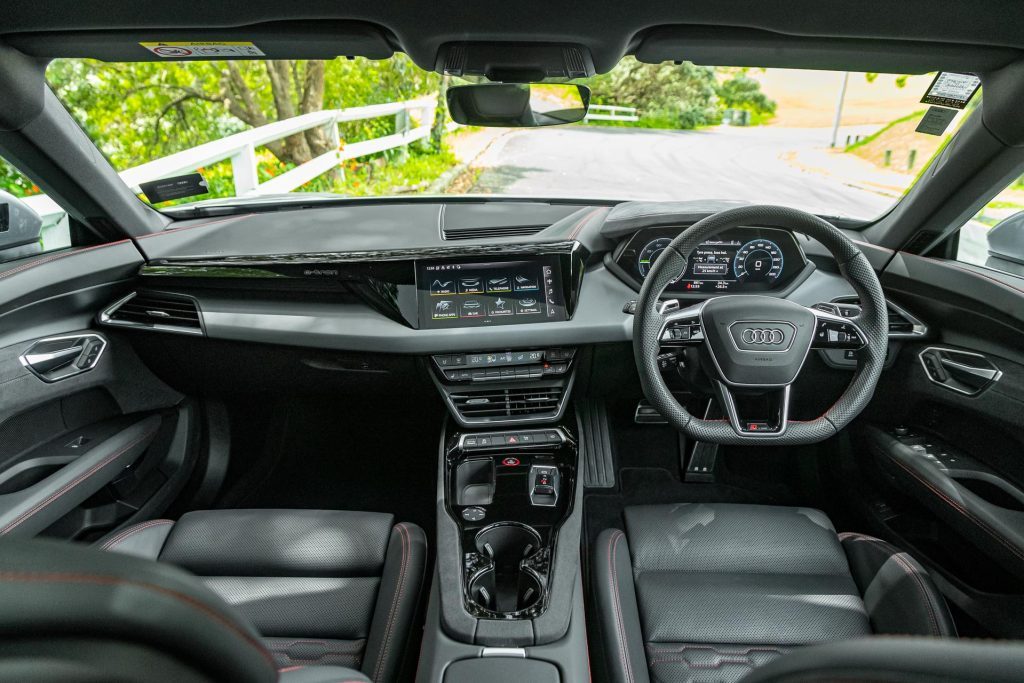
442, 225, 547, 241
101, 291, 204, 336
831, 296, 926, 338
450, 386, 564, 421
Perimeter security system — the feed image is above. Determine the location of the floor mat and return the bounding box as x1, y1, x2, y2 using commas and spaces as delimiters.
221, 395, 444, 536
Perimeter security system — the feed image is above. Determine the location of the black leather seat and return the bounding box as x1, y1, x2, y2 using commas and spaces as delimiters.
595, 503, 955, 683
0, 535, 378, 682
100, 509, 427, 682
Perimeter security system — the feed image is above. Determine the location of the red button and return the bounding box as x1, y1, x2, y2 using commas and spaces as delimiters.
502, 457, 521, 467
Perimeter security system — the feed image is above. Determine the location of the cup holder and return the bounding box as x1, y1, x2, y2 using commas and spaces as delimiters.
468, 522, 545, 615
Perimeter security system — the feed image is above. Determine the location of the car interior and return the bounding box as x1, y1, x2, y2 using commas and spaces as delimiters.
3, 2, 1024, 682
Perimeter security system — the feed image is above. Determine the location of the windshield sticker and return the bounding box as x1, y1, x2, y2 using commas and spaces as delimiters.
921, 72, 981, 109
139, 173, 209, 204
915, 106, 957, 136
139, 42, 265, 58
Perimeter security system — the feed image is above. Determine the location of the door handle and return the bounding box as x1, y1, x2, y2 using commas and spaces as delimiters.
19, 334, 107, 382
22, 345, 85, 373
919, 346, 1001, 396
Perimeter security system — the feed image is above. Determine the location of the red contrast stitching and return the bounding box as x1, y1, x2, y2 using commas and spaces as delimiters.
841, 533, 941, 635
0, 427, 158, 536
569, 208, 604, 240
0, 571, 274, 666
101, 519, 174, 550
373, 523, 410, 683
0, 240, 130, 281
891, 458, 1024, 563
609, 530, 635, 683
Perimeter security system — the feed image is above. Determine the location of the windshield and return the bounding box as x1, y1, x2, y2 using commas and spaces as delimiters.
32, 56, 974, 221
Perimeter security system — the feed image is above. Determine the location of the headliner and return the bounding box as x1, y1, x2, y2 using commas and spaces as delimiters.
0, 0, 1022, 74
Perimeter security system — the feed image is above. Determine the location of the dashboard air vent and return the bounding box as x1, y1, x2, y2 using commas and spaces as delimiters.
450, 386, 564, 421
101, 292, 204, 335
442, 225, 548, 241
829, 296, 925, 338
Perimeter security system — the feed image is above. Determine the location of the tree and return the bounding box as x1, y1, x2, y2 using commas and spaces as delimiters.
45, 56, 440, 172
588, 58, 719, 128
716, 76, 777, 118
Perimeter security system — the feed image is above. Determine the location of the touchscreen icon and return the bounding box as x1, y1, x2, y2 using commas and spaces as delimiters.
516, 297, 541, 315
513, 274, 539, 292
459, 277, 483, 294
460, 299, 484, 318
430, 278, 455, 296
486, 276, 511, 293
432, 300, 458, 320
488, 297, 513, 316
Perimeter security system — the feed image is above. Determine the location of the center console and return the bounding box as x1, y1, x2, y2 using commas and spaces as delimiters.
416, 347, 590, 682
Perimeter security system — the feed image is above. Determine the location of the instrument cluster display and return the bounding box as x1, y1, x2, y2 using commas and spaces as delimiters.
618, 227, 805, 294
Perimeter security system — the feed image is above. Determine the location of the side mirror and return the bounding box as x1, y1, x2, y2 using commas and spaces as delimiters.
984, 209, 1024, 277
447, 83, 590, 128
0, 190, 43, 260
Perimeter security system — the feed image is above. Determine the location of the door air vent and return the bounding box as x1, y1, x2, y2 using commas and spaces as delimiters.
442, 225, 547, 241
450, 386, 564, 421
100, 291, 204, 336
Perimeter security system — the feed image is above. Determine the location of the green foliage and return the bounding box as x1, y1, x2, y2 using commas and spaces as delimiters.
585, 58, 774, 130
0, 159, 40, 198
716, 76, 777, 116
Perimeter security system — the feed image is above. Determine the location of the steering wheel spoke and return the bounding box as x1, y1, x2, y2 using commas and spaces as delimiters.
713, 380, 791, 436
658, 301, 706, 345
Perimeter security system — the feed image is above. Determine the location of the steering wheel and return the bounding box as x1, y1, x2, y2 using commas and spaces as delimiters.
633, 205, 888, 445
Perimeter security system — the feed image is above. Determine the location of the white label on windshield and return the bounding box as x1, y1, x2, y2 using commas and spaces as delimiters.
921, 72, 981, 109
139, 42, 265, 58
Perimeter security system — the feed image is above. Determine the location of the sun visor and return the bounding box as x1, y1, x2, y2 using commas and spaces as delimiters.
3, 21, 395, 62
636, 26, 1021, 74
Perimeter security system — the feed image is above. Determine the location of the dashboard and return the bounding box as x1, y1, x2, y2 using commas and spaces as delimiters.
611, 226, 809, 296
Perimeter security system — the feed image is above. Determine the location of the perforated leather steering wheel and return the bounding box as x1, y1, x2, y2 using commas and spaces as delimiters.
633, 205, 888, 445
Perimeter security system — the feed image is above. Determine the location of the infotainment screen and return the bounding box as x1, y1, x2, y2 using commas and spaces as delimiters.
416, 257, 566, 328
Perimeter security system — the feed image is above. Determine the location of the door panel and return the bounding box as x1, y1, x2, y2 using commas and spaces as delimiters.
0, 244, 190, 540
848, 250, 1024, 635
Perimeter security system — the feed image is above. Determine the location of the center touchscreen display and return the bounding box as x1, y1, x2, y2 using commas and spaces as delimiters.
416, 257, 566, 328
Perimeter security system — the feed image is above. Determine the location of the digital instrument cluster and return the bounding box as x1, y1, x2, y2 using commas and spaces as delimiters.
416, 257, 567, 328
616, 227, 806, 294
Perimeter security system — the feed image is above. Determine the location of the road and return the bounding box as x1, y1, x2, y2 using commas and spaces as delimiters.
469, 125, 894, 220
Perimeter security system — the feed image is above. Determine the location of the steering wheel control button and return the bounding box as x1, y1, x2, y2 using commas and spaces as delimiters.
462, 507, 487, 522
814, 319, 864, 349
501, 457, 521, 467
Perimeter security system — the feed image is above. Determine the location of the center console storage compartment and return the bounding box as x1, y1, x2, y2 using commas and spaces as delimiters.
443, 657, 560, 683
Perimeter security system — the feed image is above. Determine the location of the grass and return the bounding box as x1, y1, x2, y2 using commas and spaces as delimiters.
844, 110, 926, 153
332, 145, 459, 196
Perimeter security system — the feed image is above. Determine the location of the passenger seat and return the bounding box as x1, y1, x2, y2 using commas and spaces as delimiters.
101, 509, 426, 682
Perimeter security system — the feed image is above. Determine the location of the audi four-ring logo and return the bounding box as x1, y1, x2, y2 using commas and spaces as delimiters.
741, 328, 785, 345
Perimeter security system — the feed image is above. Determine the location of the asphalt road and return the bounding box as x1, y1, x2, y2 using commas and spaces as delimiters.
471, 125, 894, 220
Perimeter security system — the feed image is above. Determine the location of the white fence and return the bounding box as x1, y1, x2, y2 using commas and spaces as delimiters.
584, 104, 638, 123
24, 94, 438, 226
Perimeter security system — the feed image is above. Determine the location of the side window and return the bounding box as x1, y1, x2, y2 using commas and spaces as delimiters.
955, 173, 1024, 277
0, 156, 70, 264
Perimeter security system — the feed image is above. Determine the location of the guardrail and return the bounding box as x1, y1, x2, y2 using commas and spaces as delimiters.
584, 104, 639, 122
24, 94, 438, 227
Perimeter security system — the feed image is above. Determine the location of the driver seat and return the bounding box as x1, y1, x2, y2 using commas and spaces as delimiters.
595, 503, 955, 683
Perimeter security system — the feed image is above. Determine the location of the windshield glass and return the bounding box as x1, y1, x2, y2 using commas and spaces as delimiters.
36, 57, 974, 221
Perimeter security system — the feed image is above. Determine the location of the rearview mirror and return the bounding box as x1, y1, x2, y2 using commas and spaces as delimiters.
446, 83, 590, 127
0, 190, 43, 260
